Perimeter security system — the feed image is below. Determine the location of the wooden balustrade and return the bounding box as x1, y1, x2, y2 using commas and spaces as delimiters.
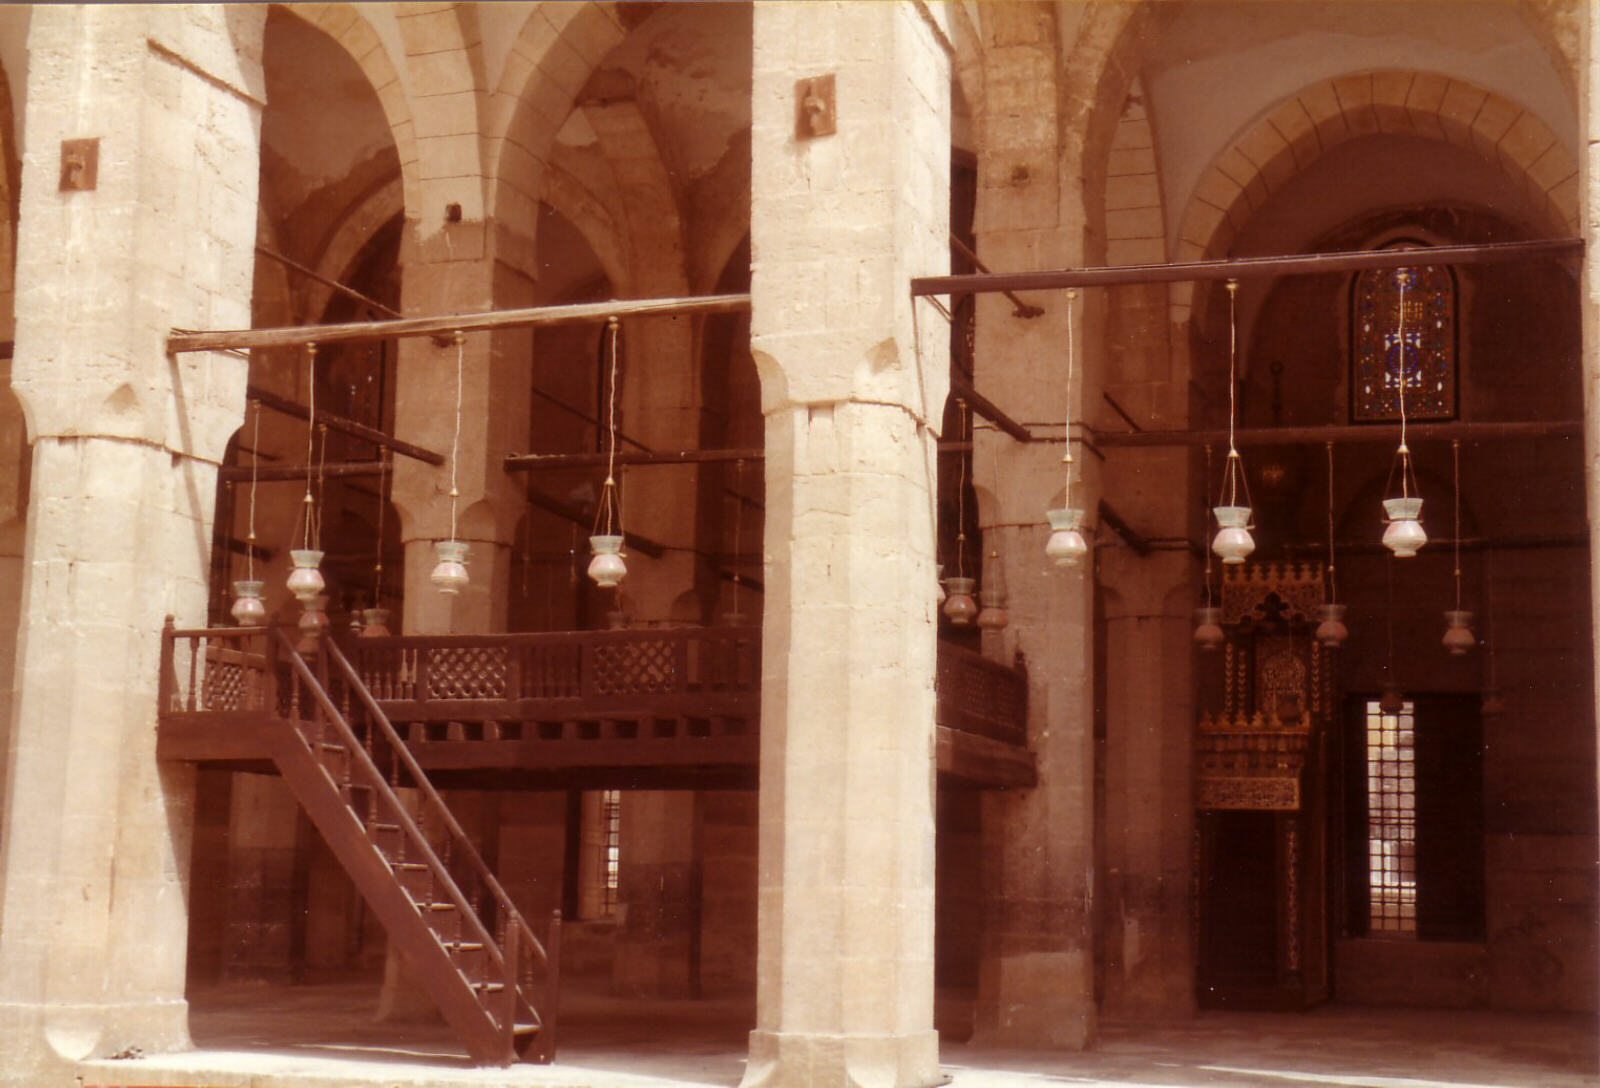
160, 622, 1032, 786
935, 641, 1029, 748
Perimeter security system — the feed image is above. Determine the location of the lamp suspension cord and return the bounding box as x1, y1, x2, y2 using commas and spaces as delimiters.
1397, 270, 1410, 496
595, 317, 623, 537
1202, 443, 1215, 602
450, 330, 464, 542
1326, 441, 1337, 605
732, 459, 744, 613
956, 398, 969, 578
246, 399, 260, 582
314, 424, 328, 549
1453, 437, 1463, 610
1386, 552, 1396, 682
1063, 288, 1078, 510
1224, 279, 1242, 506
374, 459, 387, 604
608, 317, 622, 535
302, 343, 318, 550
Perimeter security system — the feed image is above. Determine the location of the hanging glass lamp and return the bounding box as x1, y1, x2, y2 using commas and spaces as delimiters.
1192, 605, 1225, 651
942, 576, 977, 625
1442, 609, 1476, 655
1045, 289, 1090, 575
1045, 507, 1089, 568
230, 579, 266, 626
1211, 283, 1254, 565
1212, 503, 1255, 564
360, 607, 392, 638
588, 534, 627, 588
1315, 603, 1348, 649
430, 539, 470, 594
976, 550, 1009, 629
1380, 270, 1426, 557
287, 549, 325, 603
1382, 496, 1426, 558
296, 593, 330, 653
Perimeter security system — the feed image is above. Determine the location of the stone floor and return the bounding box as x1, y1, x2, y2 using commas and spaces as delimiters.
76, 981, 1598, 1088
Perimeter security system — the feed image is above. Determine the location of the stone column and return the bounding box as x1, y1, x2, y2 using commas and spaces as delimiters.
610, 313, 703, 997
391, 223, 533, 636
0, 6, 264, 1081
613, 791, 699, 998
968, 417, 1098, 1049
743, 5, 949, 1086
1098, 548, 1196, 1018
960, 1, 1100, 1048
972, 513, 1097, 1049
382, 232, 536, 1018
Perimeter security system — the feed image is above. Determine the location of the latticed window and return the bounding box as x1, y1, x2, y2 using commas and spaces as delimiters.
1345, 694, 1484, 942
600, 789, 621, 916
577, 789, 623, 919
1365, 699, 1417, 934
1352, 250, 1456, 421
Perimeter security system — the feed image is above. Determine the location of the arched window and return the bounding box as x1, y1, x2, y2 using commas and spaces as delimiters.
1351, 245, 1457, 422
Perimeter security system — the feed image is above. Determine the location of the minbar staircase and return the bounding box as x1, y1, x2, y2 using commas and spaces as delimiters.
162, 623, 561, 1066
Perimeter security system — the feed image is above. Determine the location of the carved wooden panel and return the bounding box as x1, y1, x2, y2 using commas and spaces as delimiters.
592, 639, 679, 695
426, 646, 508, 700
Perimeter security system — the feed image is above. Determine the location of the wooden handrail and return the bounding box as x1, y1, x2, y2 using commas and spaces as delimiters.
323, 637, 551, 977
274, 629, 514, 981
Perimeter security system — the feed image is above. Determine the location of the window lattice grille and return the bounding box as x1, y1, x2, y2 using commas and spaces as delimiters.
1366, 699, 1417, 935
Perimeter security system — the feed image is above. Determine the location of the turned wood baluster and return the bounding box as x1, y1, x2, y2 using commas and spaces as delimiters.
500, 916, 519, 1042
186, 637, 200, 712
539, 910, 563, 1063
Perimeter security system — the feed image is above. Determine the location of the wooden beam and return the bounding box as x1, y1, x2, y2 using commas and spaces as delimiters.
951, 373, 1032, 443
506, 448, 765, 472
248, 385, 445, 466
947, 232, 1043, 318
1093, 418, 1581, 449
255, 245, 401, 319
170, 293, 753, 354
507, 441, 982, 471
219, 459, 389, 483
912, 238, 1583, 297
522, 488, 667, 559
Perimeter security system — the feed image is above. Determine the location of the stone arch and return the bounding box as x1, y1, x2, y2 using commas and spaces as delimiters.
1513, 0, 1578, 101
1172, 71, 1577, 328
583, 99, 688, 297
482, 3, 628, 279
540, 162, 630, 295
305, 176, 404, 320
948, 1, 984, 143
391, 4, 487, 225
1071, 1, 1175, 264
279, 4, 420, 215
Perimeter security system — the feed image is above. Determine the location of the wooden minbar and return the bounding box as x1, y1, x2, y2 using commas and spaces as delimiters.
1195, 562, 1335, 1009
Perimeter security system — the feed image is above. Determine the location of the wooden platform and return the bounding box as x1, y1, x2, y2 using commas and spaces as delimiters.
159, 624, 1036, 790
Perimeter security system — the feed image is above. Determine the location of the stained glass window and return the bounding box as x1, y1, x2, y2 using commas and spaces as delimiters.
1352, 252, 1456, 421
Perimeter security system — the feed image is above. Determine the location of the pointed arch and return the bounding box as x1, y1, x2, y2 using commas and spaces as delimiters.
1171, 71, 1576, 332
280, 4, 420, 215
482, 3, 628, 279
